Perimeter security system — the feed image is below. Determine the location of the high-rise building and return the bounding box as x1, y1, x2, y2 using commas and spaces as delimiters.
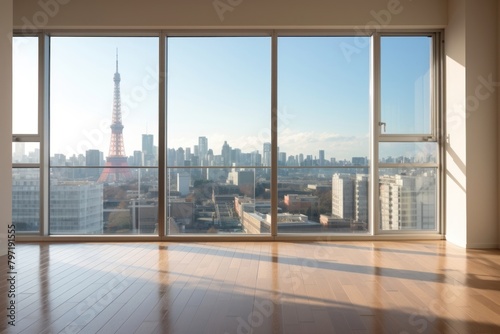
176, 147, 185, 167
263, 142, 271, 166
86, 149, 103, 166
352, 157, 368, 166
86, 149, 103, 179
13, 142, 25, 163
13, 168, 104, 234
12, 169, 39, 231
50, 181, 104, 234
332, 173, 368, 223
379, 173, 436, 230
332, 174, 354, 219
177, 173, 190, 196
133, 150, 143, 166
251, 151, 262, 167
319, 150, 325, 166
99, 52, 132, 182
199, 136, 208, 164
279, 152, 287, 166
222, 141, 232, 166
142, 134, 155, 166
227, 170, 255, 197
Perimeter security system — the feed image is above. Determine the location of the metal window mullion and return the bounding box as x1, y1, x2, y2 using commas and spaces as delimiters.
271, 31, 278, 238
378, 135, 437, 142
39, 33, 50, 237
371, 32, 381, 236
435, 31, 445, 235
158, 32, 166, 238
378, 163, 439, 169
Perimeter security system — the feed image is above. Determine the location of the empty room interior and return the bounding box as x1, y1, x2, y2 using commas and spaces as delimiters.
1, 0, 500, 333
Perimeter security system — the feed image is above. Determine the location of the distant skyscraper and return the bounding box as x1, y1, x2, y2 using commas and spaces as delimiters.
13, 142, 25, 163
222, 141, 232, 165
279, 152, 287, 166
263, 142, 271, 166
319, 150, 325, 166
352, 157, 368, 166
142, 134, 155, 166
86, 149, 103, 179
86, 149, 102, 166
99, 52, 132, 182
199, 136, 208, 164
176, 147, 185, 166
177, 173, 190, 196
133, 150, 143, 166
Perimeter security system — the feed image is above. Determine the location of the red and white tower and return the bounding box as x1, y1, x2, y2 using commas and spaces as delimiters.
98, 51, 132, 183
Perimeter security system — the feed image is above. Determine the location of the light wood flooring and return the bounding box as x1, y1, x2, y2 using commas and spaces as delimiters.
1, 241, 500, 334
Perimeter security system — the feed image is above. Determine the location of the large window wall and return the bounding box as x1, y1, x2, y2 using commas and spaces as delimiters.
12, 31, 442, 238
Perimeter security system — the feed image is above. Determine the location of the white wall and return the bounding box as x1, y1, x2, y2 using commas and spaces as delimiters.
445, 0, 468, 248
446, 0, 499, 249
13, 0, 447, 29
498, 1, 500, 248
0, 0, 13, 257
465, 0, 498, 248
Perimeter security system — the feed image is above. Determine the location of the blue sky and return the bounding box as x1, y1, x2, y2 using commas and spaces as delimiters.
13, 35, 432, 162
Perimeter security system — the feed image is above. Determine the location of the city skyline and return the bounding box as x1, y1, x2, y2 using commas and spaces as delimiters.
13, 36, 432, 161
14, 133, 437, 167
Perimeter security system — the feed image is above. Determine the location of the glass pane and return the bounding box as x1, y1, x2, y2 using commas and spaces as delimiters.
379, 142, 438, 164
277, 168, 369, 233
13, 36, 38, 134
277, 37, 370, 234
50, 37, 159, 167
167, 167, 270, 235
12, 168, 40, 233
49, 167, 158, 235
278, 36, 370, 162
381, 36, 432, 134
49, 37, 159, 235
12, 142, 40, 163
379, 168, 437, 230
167, 37, 271, 167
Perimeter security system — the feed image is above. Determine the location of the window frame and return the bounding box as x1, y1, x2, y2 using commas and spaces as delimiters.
12, 29, 444, 241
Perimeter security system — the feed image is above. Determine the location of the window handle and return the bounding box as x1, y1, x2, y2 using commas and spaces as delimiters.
378, 121, 386, 133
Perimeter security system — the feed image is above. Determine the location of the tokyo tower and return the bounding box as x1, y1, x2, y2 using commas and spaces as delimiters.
98, 51, 132, 183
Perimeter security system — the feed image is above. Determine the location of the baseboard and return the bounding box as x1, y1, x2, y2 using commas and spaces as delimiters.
446, 235, 499, 249
464, 243, 500, 249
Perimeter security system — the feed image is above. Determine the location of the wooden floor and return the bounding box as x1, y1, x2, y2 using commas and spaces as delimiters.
1, 241, 500, 334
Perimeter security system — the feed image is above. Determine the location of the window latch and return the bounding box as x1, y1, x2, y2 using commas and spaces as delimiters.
378, 122, 386, 133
